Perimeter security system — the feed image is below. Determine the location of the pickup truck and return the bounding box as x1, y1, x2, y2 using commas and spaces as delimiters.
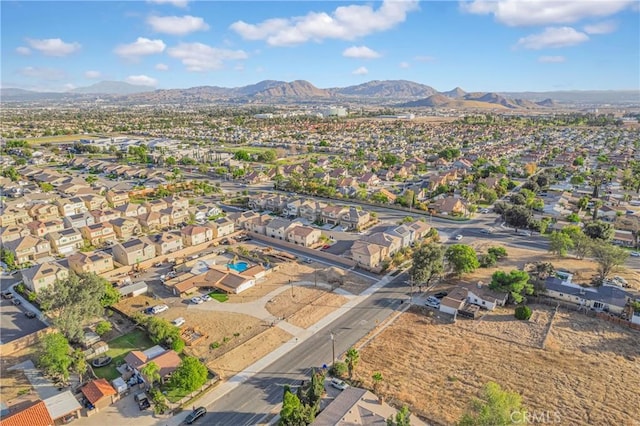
134, 392, 150, 410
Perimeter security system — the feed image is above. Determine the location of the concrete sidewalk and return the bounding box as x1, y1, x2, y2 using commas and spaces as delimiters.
157, 272, 396, 426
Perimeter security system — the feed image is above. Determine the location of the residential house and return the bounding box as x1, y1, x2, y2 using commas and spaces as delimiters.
112, 238, 157, 266
408, 220, 431, 242
358, 172, 381, 187
138, 211, 171, 231
90, 208, 121, 224
21, 261, 69, 293
227, 211, 260, 231
364, 232, 402, 256
46, 228, 84, 255
181, 225, 213, 246
339, 207, 370, 231
545, 275, 633, 315
147, 233, 183, 256
160, 206, 189, 226
25, 219, 64, 240
287, 226, 321, 247
0, 207, 31, 227
0, 400, 54, 426
612, 230, 636, 248
80, 379, 118, 412
386, 224, 413, 248
56, 197, 88, 217
106, 190, 129, 207
109, 217, 140, 240
4, 235, 51, 264
465, 283, 509, 310
213, 216, 235, 237
58, 182, 92, 196
299, 201, 326, 223
350, 240, 387, 269
429, 196, 469, 216
321, 205, 349, 226
68, 251, 114, 275
266, 218, 296, 240
163, 196, 189, 210
80, 194, 108, 211
115, 203, 148, 218
63, 212, 95, 229
0, 225, 31, 242
283, 199, 304, 217
245, 214, 273, 235
125, 347, 181, 384
375, 188, 397, 204
28, 204, 61, 222
144, 199, 168, 213
80, 223, 116, 246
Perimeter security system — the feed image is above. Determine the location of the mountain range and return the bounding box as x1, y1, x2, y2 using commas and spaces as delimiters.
2, 79, 638, 107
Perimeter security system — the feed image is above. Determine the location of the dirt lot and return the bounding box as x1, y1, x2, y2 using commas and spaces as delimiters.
266, 287, 348, 329
464, 242, 640, 289
354, 306, 640, 426
0, 347, 36, 404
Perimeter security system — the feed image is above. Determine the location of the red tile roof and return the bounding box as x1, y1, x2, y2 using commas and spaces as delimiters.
0, 401, 53, 426
81, 379, 117, 404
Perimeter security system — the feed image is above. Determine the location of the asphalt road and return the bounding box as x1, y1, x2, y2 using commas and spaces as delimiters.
195, 272, 411, 426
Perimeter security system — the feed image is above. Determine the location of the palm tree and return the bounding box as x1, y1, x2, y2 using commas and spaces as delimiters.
371, 372, 383, 396
345, 348, 359, 379
140, 362, 161, 388
592, 199, 603, 220
71, 349, 87, 385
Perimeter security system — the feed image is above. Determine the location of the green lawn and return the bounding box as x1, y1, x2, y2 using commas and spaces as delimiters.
209, 291, 228, 303
93, 329, 154, 381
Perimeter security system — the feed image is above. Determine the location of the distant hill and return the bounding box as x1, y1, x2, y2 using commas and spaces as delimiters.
232, 80, 286, 97
71, 81, 154, 95
252, 80, 331, 98
398, 91, 554, 110
334, 80, 437, 98
441, 87, 467, 98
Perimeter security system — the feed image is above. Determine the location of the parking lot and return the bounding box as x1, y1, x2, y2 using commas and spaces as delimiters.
0, 297, 47, 344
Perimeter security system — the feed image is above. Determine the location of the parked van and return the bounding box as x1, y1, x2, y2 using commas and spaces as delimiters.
151, 304, 169, 314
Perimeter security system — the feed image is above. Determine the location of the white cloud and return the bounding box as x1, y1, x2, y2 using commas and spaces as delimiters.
147, 0, 188, 7
167, 42, 248, 72
516, 27, 589, 49
352, 66, 369, 75
342, 45, 381, 59
461, 0, 634, 27
26, 38, 81, 56
125, 75, 158, 86
583, 20, 618, 34
155, 63, 169, 71
538, 55, 566, 63
84, 70, 102, 79
230, 0, 419, 46
414, 55, 436, 62
16, 46, 31, 55
19, 66, 66, 80
147, 15, 209, 35
114, 37, 166, 58
399, 61, 410, 69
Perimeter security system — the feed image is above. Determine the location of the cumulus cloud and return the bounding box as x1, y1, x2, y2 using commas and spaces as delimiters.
461, 0, 634, 26
583, 20, 618, 34
342, 45, 381, 59
125, 75, 158, 86
538, 55, 566, 63
155, 63, 169, 71
114, 37, 166, 58
399, 61, 410, 69
84, 70, 102, 79
167, 42, 248, 72
19, 66, 66, 80
147, 0, 188, 7
16, 46, 31, 55
230, 0, 419, 46
147, 15, 209, 35
26, 38, 81, 56
516, 27, 589, 49
352, 66, 369, 75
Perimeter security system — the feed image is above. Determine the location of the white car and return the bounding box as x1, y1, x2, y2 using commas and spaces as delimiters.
191, 296, 203, 305
425, 296, 440, 309
172, 317, 185, 327
630, 251, 640, 257
200, 294, 212, 302
454, 234, 463, 241
330, 378, 348, 390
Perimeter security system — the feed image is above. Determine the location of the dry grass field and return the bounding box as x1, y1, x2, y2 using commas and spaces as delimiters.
354, 306, 640, 426
266, 286, 348, 329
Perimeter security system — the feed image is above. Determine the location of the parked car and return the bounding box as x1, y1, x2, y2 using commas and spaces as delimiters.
134, 392, 150, 411
150, 304, 169, 314
185, 406, 207, 424
480, 228, 494, 234
425, 296, 440, 309
1, 291, 13, 299
330, 378, 348, 391
454, 234, 463, 241
154, 262, 163, 267
191, 296, 203, 305
200, 294, 212, 302
321, 244, 331, 250
304, 258, 313, 264
630, 251, 640, 257
91, 356, 113, 368
12, 299, 21, 306
172, 317, 186, 327
25, 311, 36, 319
433, 292, 448, 299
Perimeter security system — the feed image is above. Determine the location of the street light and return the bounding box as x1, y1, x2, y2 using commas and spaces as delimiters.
330, 331, 336, 363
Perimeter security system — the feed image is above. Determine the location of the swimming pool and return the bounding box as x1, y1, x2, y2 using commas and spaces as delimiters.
227, 261, 249, 273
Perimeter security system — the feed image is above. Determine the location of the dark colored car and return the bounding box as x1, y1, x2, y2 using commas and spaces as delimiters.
433, 292, 448, 299
185, 407, 207, 424
25, 311, 36, 318
91, 356, 113, 368
12, 298, 21, 306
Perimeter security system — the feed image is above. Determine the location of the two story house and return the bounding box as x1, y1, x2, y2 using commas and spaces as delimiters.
28, 203, 61, 222
63, 212, 96, 229
56, 197, 88, 217
106, 190, 129, 207
109, 217, 140, 240
181, 225, 214, 246
21, 261, 69, 293
147, 233, 183, 256
68, 251, 115, 275
26, 219, 65, 238
46, 228, 84, 255
112, 238, 157, 266
80, 223, 116, 246
287, 226, 321, 247
5, 235, 52, 264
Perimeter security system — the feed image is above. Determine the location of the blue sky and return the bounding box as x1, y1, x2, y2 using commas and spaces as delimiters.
2, 0, 639, 92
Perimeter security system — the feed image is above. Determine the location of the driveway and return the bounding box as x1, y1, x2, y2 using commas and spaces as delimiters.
72, 392, 165, 426
0, 296, 47, 344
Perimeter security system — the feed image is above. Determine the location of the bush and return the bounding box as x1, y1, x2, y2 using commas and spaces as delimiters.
95, 321, 112, 336
210, 342, 220, 350
479, 254, 497, 268
515, 305, 532, 320
329, 361, 348, 378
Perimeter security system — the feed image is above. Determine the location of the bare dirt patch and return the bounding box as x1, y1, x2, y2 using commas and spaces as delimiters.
266, 287, 348, 329
0, 347, 36, 404
207, 326, 292, 379
354, 306, 640, 426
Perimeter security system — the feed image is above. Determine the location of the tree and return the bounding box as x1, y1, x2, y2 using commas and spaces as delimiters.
504, 205, 532, 231
583, 221, 614, 241
95, 320, 112, 336
548, 231, 574, 257
372, 372, 384, 394
39, 272, 107, 341
345, 347, 360, 379
409, 243, 445, 286
37, 332, 71, 382
514, 305, 532, 320
1, 248, 16, 269
141, 361, 161, 387
458, 381, 525, 426
146, 317, 184, 351
169, 356, 208, 393
387, 405, 412, 426
570, 231, 594, 259
445, 244, 479, 276
591, 244, 629, 282
488, 270, 533, 304
71, 348, 88, 384
329, 361, 347, 378
165, 156, 177, 166
101, 281, 121, 307
280, 388, 307, 426
487, 247, 507, 259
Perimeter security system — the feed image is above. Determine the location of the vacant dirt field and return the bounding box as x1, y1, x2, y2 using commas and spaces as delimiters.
266, 287, 348, 329
0, 347, 35, 404
463, 242, 640, 289
354, 306, 640, 426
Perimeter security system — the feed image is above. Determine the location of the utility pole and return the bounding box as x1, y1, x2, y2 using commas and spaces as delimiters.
330, 331, 335, 363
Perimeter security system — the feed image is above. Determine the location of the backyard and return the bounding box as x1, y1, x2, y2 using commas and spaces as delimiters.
92, 329, 153, 381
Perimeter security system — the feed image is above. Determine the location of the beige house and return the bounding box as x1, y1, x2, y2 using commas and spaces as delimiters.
429, 196, 469, 216
160, 206, 189, 226
144, 199, 168, 213
90, 208, 121, 223
68, 251, 114, 275
106, 190, 129, 207
138, 211, 170, 231
350, 240, 387, 269
80, 194, 108, 211
339, 207, 370, 231
0, 207, 31, 227
163, 196, 189, 210
181, 225, 213, 246
213, 217, 235, 237
28, 204, 61, 222
46, 228, 84, 255
109, 217, 140, 239
4, 235, 51, 264
266, 218, 296, 240
80, 223, 116, 246
287, 226, 321, 247
147, 233, 183, 256
0, 225, 31, 242
321, 205, 349, 226
21, 261, 69, 293
56, 197, 88, 217
112, 238, 157, 266
115, 203, 148, 218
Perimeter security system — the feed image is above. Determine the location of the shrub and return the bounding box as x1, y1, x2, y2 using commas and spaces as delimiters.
329, 361, 348, 378
210, 342, 220, 350
487, 247, 507, 259
479, 254, 497, 268
95, 321, 112, 336
515, 305, 532, 320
